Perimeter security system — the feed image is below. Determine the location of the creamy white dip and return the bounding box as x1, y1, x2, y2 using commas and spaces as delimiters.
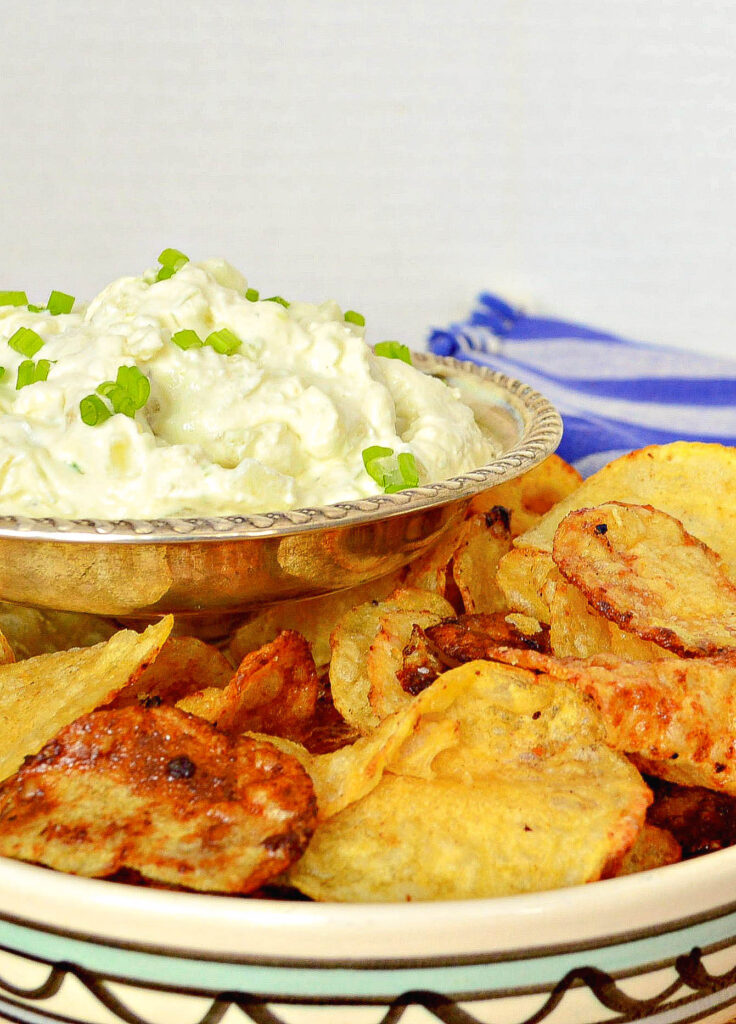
0, 259, 497, 518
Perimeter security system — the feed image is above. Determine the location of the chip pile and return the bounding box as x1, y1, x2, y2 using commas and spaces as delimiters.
0, 442, 735, 900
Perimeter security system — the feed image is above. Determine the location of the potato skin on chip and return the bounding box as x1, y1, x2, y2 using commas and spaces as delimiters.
0, 705, 317, 893
110, 636, 232, 709
553, 502, 736, 657
0, 617, 173, 782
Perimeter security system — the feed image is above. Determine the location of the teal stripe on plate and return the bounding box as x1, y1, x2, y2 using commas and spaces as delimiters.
2, 913, 736, 999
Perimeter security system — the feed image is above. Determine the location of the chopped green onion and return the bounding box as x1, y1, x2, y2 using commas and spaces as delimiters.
46, 290, 75, 315
245, 288, 260, 302
0, 367, 5, 381
0, 291, 28, 308
80, 394, 112, 426
374, 340, 412, 365
171, 328, 204, 350
8, 326, 44, 358
156, 248, 189, 281
263, 295, 289, 308
361, 446, 418, 493
362, 445, 394, 486
16, 359, 50, 390
344, 310, 365, 327
96, 364, 150, 418
205, 328, 242, 356
27, 304, 45, 312
116, 364, 150, 408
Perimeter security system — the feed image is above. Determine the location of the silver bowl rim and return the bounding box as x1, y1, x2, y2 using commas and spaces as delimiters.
0, 353, 562, 543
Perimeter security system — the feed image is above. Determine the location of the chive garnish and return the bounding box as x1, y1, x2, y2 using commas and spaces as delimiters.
96, 365, 150, 418
80, 394, 112, 426
0, 367, 5, 381
8, 327, 43, 358
16, 359, 50, 390
171, 329, 204, 350
361, 446, 419, 493
344, 310, 365, 326
245, 288, 259, 302
156, 248, 189, 282
26, 304, 44, 312
374, 340, 412, 365
263, 295, 289, 308
47, 290, 75, 315
0, 291, 28, 308
205, 328, 241, 355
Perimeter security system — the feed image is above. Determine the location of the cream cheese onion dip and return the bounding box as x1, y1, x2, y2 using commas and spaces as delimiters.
0, 256, 497, 518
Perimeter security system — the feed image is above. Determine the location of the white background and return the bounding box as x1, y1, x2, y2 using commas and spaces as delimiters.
1, 0, 734, 355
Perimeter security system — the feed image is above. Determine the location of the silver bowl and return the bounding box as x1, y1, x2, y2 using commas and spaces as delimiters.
0, 353, 561, 623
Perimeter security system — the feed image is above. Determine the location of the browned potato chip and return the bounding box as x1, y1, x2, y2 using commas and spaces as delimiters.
646, 777, 736, 857
0, 705, 317, 893
329, 588, 454, 732
0, 617, 173, 782
178, 631, 319, 743
615, 824, 681, 875
110, 636, 232, 709
229, 570, 404, 669
553, 502, 736, 657
403, 517, 468, 602
288, 661, 649, 901
488, 647, 736, 794
469, 453, 583, 535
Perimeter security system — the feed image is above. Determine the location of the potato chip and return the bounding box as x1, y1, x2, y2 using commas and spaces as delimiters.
0, 616, 173, 782
110, 636, 232, 709
516, 443, 736, 581
496, 547, 559, 623
469, 453, 583, 535
0, 705, 317, 893
548, 579, 671, 661
615, 824, 681, 875
329, 588, 454, 732
178, 631, 319, 743
288, 661, 649, 900
451, 510, 512, 614
553, 502, 736, 657
229, 570, 404, 669
0, 601, 118, 660
488, 647, 736, 794
647, 777, 736, 857
403, 517, 468, 602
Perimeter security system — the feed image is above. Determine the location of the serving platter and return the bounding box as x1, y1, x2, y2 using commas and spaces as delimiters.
2, 846, 736, 1024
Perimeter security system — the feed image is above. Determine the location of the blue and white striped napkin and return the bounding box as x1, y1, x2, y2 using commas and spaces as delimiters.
427, 292, 736, 477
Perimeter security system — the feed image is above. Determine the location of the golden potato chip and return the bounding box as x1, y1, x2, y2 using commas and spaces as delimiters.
489, 647, 736, 794
0, 601, 118, 660
329, 588, 454, 732
0, 705, 317, 893
248, 683, 461, 821
0, 617, 173, 782
229, 570, 404, 669
516, 443, 736, 582
553, 502, 736, 657
469, 453, 583, 535
110, 636, 232, 709
288, 661, 649, 901
451, 510, 512, 614
615, 824, 681, 876
548, 579, 672, 661
403, 517, 468, 601
496, 547, 559, 623
367, 591, 455, 722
